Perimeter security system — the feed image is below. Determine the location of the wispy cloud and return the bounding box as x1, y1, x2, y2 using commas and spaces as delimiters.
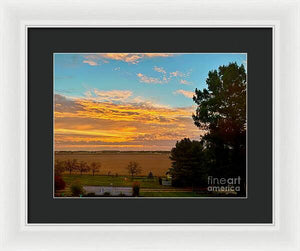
136, 73, 167, 84
82, 53, 174, 66
82, 60, 99, 66
101, 53, 141, 64
170, 71, 184, 77
174, 89, 195, 99
170, 70, 192, 78
180, 79, 192, 85
137, 67, 192, 85
143, 53, 173, 58
153, 66, 167, 74
85, 89, 133, 102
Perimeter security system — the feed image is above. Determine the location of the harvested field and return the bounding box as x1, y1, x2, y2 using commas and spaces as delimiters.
55, 151, 172, 176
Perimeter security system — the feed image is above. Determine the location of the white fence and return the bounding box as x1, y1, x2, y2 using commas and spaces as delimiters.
83, 186, 132, 196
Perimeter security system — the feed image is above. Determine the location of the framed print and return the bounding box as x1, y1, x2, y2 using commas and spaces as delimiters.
0, 0, 300, 250
28, 28, 270, 223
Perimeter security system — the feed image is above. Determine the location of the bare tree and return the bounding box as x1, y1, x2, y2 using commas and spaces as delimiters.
126, 161, 142, 179
65, 159, 78, 175
78, 161, 90, 175
90, 162, 101, 176
55, 159, 65, 175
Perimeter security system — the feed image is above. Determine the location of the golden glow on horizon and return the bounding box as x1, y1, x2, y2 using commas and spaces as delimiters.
54, 93, 202, 151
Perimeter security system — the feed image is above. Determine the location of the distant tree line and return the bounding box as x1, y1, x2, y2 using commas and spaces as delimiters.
55, 159, 101, 176
169, 63, 246, 196
56, 159, 150, 180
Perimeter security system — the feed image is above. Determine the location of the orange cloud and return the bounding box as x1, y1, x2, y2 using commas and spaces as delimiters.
82, 53, 174, 65
143, 53, 173, 58
54, 93, 202, 151
136, 73, 166, 84
101, 53, 142, 64
82, 60, 98, 66
174, 89, 195, 99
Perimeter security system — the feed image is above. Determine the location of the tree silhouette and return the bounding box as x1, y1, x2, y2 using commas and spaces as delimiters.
147, 171, 154, 179
90, 162, 101, 176
126, 161, 142, 179
169, 138, 207, 188
65, 159, 78, 175
55, 159, 65, 175
193, 62, 246, 134
78, 161, 90, 175
192, 62, 246, 195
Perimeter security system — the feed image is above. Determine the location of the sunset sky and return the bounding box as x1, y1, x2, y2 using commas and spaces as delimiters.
54, 53, 246, 151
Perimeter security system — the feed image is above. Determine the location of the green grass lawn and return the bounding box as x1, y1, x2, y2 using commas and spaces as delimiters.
62, 174, 166, 189
58, 174, 214, 197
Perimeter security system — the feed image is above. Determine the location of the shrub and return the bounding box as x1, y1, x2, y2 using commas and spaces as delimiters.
158, 177, 162, 185
147, 171, 154, 179
132, 181, 140, 197
103, 192, 111, 196
70, 181, 84, 196
55, 175, 66, 191
55, 160, 66, 176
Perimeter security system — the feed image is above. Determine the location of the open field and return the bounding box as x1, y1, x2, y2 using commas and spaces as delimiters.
55, 151, 172, 176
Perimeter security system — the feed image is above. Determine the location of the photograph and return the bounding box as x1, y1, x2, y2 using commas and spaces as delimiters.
54, 52, 247, 198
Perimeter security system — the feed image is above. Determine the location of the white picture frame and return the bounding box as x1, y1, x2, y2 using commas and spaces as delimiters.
0, 0, 299, 250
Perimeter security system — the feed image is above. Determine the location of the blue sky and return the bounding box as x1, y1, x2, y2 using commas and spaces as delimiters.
54, 53, 246, 108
